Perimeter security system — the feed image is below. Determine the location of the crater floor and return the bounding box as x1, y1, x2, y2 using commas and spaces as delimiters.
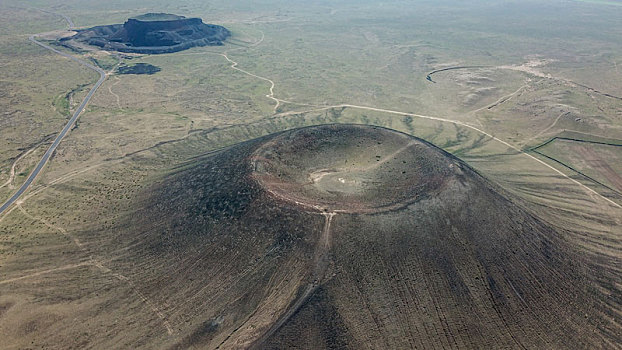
251, 124, 460, 213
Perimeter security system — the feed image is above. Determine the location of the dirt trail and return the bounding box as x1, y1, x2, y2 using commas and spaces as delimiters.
360, 140, 416, 172
220, 52, 280, 112
0, 147, 36, 190
249, 212, 335, 349
13, 203, 175, 335
17, 204, 84, 248
0, 261, 92, 285
470, 84, 529, 115
309, 141, 416, 184
108, 76, 122, 109
525, 111, 570, 144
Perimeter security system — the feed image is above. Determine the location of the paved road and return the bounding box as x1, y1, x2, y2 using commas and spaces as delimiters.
0, 35, 106, 215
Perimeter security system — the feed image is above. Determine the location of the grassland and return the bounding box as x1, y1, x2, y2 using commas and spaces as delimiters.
0, 0, 621, 348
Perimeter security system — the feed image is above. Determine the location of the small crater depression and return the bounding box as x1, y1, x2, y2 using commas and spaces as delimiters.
251, 124, 456, 213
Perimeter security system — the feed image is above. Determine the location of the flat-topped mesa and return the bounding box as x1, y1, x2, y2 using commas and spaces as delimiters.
69, 13, 230, 54
130, 13, 186, 22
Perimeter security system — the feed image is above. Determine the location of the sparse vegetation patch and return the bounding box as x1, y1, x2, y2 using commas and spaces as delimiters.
117, 63, 161, 75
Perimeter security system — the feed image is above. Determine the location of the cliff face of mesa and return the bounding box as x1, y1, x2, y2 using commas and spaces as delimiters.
122, 17, 210, 47
69, 13, 230, 54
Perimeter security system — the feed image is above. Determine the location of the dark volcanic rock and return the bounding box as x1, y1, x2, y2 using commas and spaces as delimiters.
117, 63, 161, 75
70, 13, 230, 54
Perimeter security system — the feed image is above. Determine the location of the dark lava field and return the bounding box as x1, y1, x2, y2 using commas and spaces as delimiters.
69, 13, 230, 54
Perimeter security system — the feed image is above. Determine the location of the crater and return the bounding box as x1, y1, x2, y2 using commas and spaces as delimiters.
251, 124, 458, 213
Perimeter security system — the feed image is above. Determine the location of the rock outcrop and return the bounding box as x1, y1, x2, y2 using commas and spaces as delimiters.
69, 13, 230, 54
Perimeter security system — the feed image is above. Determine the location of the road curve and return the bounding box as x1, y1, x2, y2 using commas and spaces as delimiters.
0, 35, 106, 215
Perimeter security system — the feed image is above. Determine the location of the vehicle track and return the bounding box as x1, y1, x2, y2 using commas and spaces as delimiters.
108, 76, 122, 109
220, 52, 280, 112
525, 111, 570, 144
13, 202, 175, 335
309, 141, 416, 184
0, 147, 36, 190
249, 212, 336, 349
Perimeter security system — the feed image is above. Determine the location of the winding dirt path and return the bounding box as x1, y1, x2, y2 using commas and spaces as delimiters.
108, 76, 122, 109
525, 111, 570, 144
208, 39, 621, 210
220, 52, 280, 112
250, 212, 336, 349
0, 147, 36, 190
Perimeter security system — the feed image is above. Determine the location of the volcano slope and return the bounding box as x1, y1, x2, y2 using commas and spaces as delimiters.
116, 124, 618, 349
